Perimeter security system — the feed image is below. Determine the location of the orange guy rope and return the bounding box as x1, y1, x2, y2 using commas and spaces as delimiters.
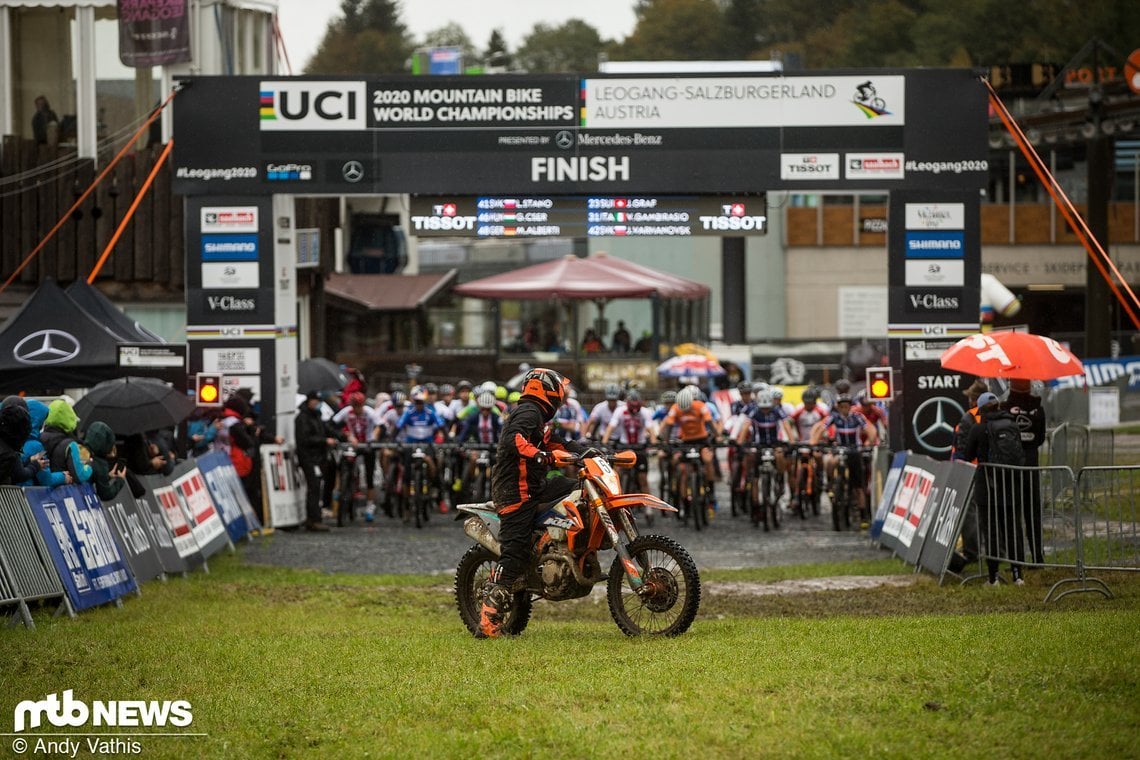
87, 140, 174, 283
0, 88, 180, 296
985, 81, 1140, 329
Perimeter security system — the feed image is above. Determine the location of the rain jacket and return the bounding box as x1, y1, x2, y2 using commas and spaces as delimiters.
85, 421, 124, 500
0, 403, 36, 486
20, 399, 69, 487
40, 400, 92, 484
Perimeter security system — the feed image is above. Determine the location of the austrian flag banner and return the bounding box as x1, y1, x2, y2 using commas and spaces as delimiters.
117, 0, 191, 67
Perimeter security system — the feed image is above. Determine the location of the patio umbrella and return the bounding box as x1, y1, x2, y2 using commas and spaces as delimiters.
939, 332, 1085, 381
658, 354, 727, 378
298, 358, 347, 392
73, 376, 195, 435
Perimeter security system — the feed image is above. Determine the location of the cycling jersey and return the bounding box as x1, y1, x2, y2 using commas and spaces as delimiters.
457, 411, 501, 445
396, 404, 445, 443
790, 403, 829, 442
663, 400, 714, 442
823, 410, 869, 447
744, 406, 787, 447
332, 405, 377, 443
606, 406, 655, 445
586, 400, 623, 436
552, 401, 584, 443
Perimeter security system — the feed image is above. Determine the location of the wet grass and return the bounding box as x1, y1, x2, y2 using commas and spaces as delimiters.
2, 552, 1138, 758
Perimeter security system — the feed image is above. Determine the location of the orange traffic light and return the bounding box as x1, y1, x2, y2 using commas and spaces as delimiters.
865, 366, 894, 402
196, 373, 223, 407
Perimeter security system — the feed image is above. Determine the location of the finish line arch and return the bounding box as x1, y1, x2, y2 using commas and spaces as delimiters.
173, 69, 988, 456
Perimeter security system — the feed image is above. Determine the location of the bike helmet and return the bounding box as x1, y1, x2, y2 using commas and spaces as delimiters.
508, 391, 521, 404
457, 380, 473, 391
476, 391, 495, 409
374, 391, 391, 407
737, 380, 753, 393
439, 383, 455, 396
660, 390, 677, 406
626, 389, 642, 412
834, 379, 852, 395
390, 391, 407, 407
756, 390, 774, 408
519, 368, 570, 419
802, 388, 818, 405
604, 383, 621, 401
752, 381, 770, 394
411, 389, 427, 403
424, 382, 439, 395
348, 391, 366, 406
494, 385, 508, 401
676, 387, 695, 411
771, 387, 784, 401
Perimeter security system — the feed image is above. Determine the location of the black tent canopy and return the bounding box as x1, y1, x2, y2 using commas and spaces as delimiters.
0, 279, 185, 394
65, 280, 166, 344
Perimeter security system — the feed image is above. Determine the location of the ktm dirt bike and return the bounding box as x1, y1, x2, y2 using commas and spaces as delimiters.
454, 448, 701, 637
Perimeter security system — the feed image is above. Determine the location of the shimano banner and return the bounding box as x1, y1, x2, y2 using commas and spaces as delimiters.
23, 485, 138, 611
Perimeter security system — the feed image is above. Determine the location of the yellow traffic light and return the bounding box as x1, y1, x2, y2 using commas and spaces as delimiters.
865, 366, 894, 402
196, 373, 223, 407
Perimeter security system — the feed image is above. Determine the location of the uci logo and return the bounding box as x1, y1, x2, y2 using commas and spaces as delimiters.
259, 81, 367, 131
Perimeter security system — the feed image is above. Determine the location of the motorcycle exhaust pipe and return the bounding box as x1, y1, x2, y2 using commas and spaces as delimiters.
463, 517, 501, 556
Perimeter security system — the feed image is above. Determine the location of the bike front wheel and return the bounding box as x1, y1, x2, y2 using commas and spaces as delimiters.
607, 535, 701, 637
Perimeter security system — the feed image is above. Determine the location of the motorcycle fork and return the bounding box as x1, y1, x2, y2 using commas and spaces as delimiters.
585, 482, 643, 591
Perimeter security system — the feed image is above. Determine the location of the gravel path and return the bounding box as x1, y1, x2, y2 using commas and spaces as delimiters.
242, 482, 886, 576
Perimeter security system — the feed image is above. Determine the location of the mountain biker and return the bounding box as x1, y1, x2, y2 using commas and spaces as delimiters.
810, 394, 877, 520
332, 391, 380, 518
583, 383, 623, 440
395, 389, 447, 493
788, 387, 829, 511
481, 368, 583, 638
737, 388, 792, 476
455, 391, 502, 497
602, 389, 657, 494
662, 386, 720, 503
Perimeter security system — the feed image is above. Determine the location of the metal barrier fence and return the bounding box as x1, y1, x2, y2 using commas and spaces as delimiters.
1075, 466, 1140, 574
0, 486, 73, 628
970, 463, 1118, 601
1046, 423, 1115, 472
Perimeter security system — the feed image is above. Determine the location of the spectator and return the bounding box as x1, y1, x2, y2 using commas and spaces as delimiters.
581, 328, 604, 353
1, 400, 43, 485
20, 399, 70, 487
948, 379, 988, 573
39, 399, 93, 485
122, 430, 175, 476
188, 409, 219, 457
84, 421, 126, 501
964, 392, 1026, 586
295, 391, 336, 532
611, 321, 631, 353
32, 95, 59, 146
633, 331, 653, 354
1003, 378, 1047, 564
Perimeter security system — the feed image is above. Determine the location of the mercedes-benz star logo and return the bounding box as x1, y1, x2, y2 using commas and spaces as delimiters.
13, 329, 81, 365
342, 161, 364, 183
554, 130, 575, 150
911, 396, 964, 454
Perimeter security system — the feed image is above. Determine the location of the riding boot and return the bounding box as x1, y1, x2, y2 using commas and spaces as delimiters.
478, 582, 513, 639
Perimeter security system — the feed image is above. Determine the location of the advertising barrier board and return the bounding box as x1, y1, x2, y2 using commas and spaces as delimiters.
102, 490, 165, 584
170, 460, 232, 558
23, 485, 138, 611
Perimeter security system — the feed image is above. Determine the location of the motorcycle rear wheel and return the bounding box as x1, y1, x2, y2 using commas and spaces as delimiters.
607, 535, 700, 637
454, 544, 533, 638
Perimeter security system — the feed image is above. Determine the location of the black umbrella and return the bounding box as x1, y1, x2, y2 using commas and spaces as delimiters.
73, 376, 195, 435
298, 358, 347, 393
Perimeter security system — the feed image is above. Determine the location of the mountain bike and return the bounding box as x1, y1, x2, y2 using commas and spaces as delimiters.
752, 445, 782, 532
792, 444, 822, 519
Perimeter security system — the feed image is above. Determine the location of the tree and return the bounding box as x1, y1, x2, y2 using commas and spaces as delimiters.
485, 29, 512, 71
305, 0, 415, 74
515, 19, 605, 73
617, 0, 727, 61
421, 22, 478, 66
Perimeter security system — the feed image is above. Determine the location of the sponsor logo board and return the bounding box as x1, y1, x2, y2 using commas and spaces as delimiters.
905, 231, 965, 258
201, 234, 259, 261
846, 153, 905, 180
201, 207, 258, 233
905, 291, 962, 313
905, 259, 964, 286
201, 262, 259, 289
259, 81, 367, 131
780, 153, 840, 180
905, 202, 965, 229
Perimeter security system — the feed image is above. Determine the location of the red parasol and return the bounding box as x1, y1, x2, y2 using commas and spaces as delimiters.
939, 332, 1084, 380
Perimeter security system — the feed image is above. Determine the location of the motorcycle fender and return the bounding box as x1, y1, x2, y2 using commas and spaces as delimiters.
606, 493, 678, 513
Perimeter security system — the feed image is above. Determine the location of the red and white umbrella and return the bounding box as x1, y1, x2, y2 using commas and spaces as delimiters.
657, 354, 727, 378
940, 332, 1084, 380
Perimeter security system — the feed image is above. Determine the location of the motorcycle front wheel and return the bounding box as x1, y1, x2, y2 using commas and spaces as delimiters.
454, 544, 533, 638
607, 535, 701, 637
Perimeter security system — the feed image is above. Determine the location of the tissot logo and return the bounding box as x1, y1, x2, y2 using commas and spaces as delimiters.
206, 296, 257, 312
259, 81, 367, 131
